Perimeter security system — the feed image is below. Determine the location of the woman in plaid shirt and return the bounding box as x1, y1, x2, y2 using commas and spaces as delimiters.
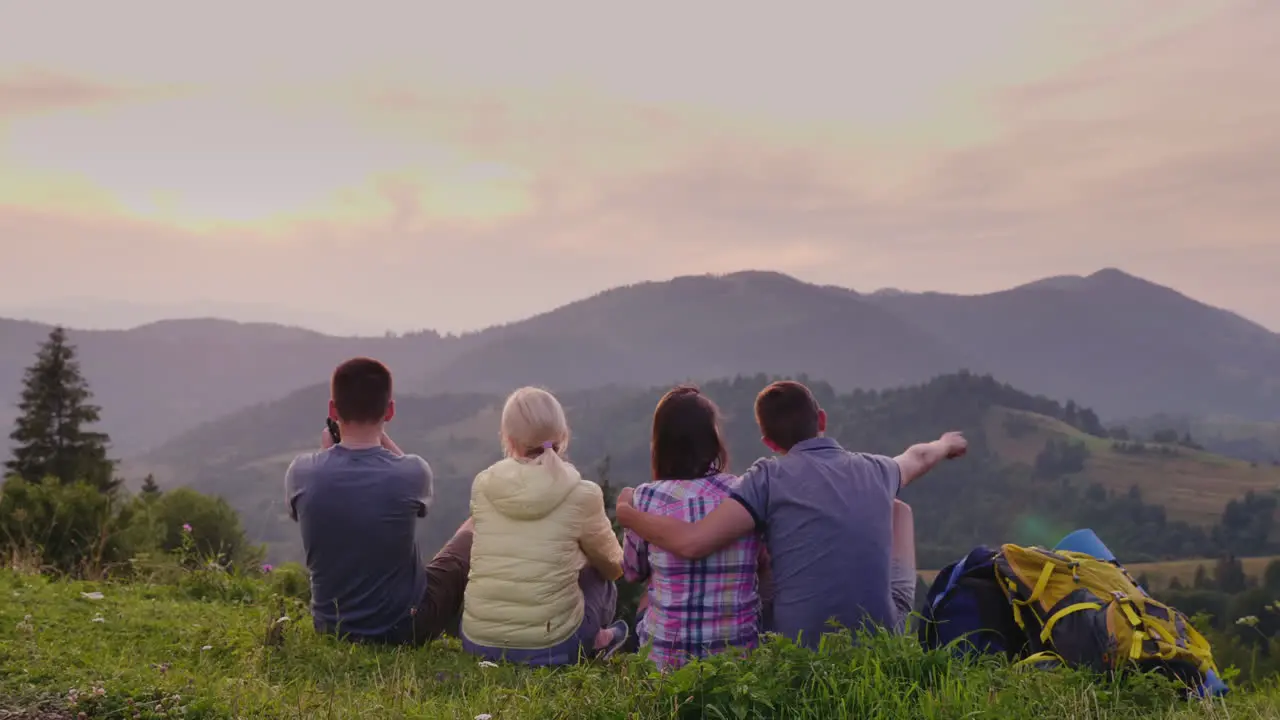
622, 386, 769, 669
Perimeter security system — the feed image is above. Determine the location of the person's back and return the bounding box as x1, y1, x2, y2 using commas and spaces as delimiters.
461, 387, 628, 665
623, 386, 762, 669
626, 473, 762, 668
464, 455, 615, 646
737, 441, 899, 642
286, 357, 474, 647
288, 445, 431, 641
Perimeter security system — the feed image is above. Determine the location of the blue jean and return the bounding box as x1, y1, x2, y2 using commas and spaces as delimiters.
463, 564, 618, 666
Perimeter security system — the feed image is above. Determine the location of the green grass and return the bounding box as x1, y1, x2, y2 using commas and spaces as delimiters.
3, 571, 1280, 719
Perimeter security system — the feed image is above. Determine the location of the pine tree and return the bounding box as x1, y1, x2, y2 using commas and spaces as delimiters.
141, 474, 162, 497
6, 327, 117, 491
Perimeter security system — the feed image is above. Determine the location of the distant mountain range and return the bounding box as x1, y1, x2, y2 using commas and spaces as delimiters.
1, 298, 378, 337
3, 268, 1279, 458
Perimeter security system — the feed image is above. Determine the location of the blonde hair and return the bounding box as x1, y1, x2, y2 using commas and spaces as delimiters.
500, 387, 572, 477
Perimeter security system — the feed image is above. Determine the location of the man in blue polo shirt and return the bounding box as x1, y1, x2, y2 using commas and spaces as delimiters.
616, 380, 966, 647
286, 357, 473, 645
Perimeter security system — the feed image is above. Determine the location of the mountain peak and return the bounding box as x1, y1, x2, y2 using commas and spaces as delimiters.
1083, 267, 1152, 288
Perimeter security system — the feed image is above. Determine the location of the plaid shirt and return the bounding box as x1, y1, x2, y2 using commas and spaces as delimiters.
623, 473, 762, 669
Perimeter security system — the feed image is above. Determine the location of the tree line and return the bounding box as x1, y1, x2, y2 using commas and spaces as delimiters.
1, 327, 256, 576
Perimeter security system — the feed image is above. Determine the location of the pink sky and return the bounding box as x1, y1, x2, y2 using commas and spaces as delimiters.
1, 0, 1277, 334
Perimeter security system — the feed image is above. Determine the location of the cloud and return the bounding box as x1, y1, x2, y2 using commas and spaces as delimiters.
0, 70, 132, 116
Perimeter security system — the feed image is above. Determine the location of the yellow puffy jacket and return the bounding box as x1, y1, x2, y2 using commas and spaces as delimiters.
461, 456, 624, 649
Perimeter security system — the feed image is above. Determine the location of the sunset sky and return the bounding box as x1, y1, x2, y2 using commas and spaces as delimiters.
1, 0, 1277, 334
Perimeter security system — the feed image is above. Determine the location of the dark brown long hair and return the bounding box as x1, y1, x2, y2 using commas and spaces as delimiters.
651, 385, 729, 480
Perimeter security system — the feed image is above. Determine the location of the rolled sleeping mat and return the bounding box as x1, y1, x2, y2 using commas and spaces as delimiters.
1053, 528, 1117, 563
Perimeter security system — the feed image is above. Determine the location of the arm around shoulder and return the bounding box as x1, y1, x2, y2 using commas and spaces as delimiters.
622, 497, 756, 560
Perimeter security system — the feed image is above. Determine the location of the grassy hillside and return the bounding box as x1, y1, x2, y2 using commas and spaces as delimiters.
4, 569, 1278, 719
136, 373, 1280, 569
1125, 556, 1280, 591
1122, 413, 1280, 465
986, 408, 1280, 525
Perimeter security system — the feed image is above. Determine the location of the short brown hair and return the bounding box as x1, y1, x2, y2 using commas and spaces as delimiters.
651, 385, 729, 480
754, 380, 820, 451
331, 357, 392, 424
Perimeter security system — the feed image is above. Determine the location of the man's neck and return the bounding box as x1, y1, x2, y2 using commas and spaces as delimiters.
338, 422, 383, 449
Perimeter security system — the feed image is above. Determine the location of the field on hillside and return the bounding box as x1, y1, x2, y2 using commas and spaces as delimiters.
4, 569, 1280, 720
986, 408, 1280, 524
1125, 556, 1280, 591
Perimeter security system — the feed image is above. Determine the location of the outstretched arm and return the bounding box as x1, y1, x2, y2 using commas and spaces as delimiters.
617, 491, 756, 560
894, 431, 967, 488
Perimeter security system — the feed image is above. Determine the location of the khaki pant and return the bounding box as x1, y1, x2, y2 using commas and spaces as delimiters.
409, 520, 475, 644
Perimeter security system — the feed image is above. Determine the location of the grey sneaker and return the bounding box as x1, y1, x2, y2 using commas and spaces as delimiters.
596, 620, 630, 660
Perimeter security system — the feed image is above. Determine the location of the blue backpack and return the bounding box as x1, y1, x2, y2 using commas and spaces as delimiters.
917, 545, 1027, 659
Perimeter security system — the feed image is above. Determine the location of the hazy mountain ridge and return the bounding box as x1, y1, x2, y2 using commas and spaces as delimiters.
0, 318, 455, 456
867, 268, 1280, 421
4, 268, 1279, 459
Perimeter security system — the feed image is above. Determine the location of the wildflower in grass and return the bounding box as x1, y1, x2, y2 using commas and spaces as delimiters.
1236, 615, 1260, 628
476, 714, 493, 720
80, 591, 105, 600
201, 645, 213, 651
182, 523, 192, 533
261, 563, 273, 573
92, 686, 105, 697
91, 615, 105, 623
478, 660, 499, 669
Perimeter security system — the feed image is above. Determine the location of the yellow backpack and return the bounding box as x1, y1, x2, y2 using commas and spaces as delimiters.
993, 544, 1218, 687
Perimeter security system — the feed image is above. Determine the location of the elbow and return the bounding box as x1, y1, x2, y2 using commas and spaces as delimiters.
602, 560, 624, 582
674, 535, 713, 561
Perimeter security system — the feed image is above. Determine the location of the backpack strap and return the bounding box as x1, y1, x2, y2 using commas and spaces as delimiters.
931, 556, 970, 612
1039, 600, 1104, 644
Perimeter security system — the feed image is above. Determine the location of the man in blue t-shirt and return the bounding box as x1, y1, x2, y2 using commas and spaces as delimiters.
616, 380, 967, 647
286, 357, 473, 645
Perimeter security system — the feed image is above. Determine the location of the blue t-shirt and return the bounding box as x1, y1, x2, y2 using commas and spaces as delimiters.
285, 445, 434, 642
730, 437, 901, 647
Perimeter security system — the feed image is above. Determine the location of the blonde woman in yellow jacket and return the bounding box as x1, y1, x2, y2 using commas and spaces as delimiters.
461, 387, 629, 665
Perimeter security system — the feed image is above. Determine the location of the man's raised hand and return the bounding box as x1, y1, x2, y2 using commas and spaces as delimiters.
939, 431, 967, 459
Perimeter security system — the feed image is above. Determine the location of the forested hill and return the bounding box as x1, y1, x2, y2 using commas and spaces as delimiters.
137, 372, 1280, 568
